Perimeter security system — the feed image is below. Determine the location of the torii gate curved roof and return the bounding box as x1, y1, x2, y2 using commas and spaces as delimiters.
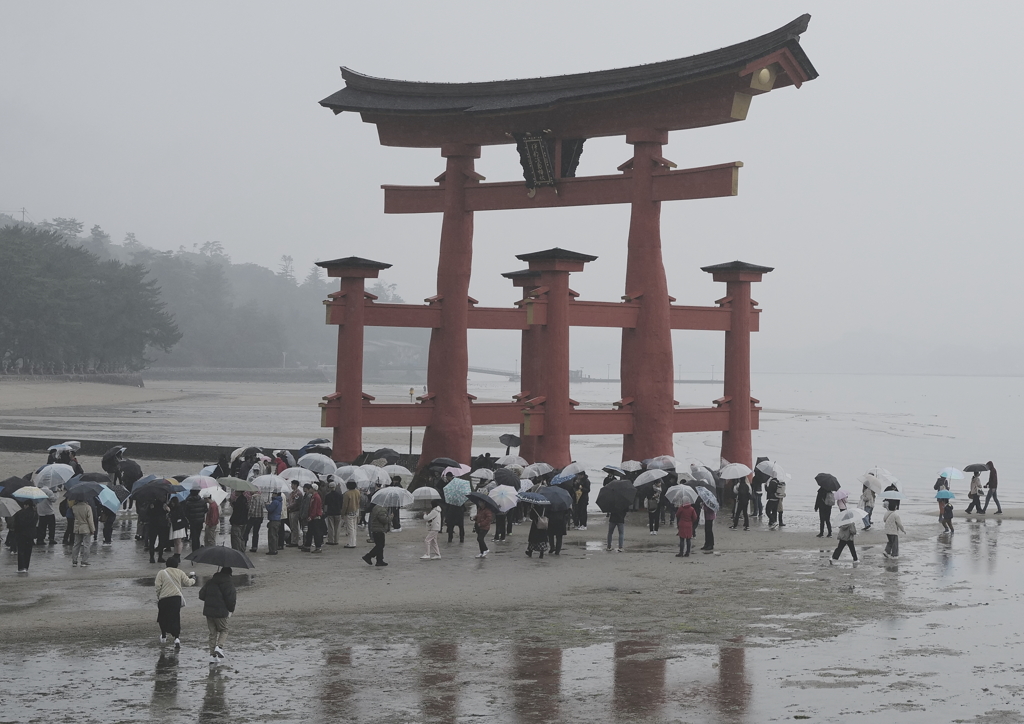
320, 15, 817, 147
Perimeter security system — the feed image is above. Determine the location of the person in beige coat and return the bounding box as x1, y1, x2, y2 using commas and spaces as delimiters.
70, 500, 95, 567
154, 554, 196, 646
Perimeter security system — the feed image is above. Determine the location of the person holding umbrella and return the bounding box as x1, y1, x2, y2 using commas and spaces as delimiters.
472, 499, 493, 558
966, 470, 983, 514
34, 487, 57, 546
422, 499, 442, 560
934, 476, 950, 520
525, 504, 549, 559
814, 481, 835, 538
147, 499, 171, 564
829, 514, 859, 567
12, 499, 38, 573
882, 500, 906, 559
183, 490, 208, 552
198, 566, 236, 664
154, 554, 196, 647
730, 477, 752, 531
982, 461, 1001, 515
70, 497, 95, 567
675, 499, 699, 558
362, 502, 390, 567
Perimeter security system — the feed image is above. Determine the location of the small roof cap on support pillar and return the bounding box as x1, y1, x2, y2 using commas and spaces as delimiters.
502, 268, 542, 289
516, 247, 597, 273
316, 256, 392, 278
701, 260, 773, 283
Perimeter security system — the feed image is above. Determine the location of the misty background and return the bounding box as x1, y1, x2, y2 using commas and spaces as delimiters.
2, 2, 1021, 378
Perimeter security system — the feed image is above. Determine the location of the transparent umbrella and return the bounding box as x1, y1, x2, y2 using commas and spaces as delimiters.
664, 484, 698, 506
939, 467, 964, 481
362, 465, 394, 487
620, 460, 643, 472
372, 487, 414, 508
252, 474, 291, 495
279, 467, 319, 484
647, 456, 682, 470
180, 475, 219, 491
33, 464, 76, 488
634, 469, 669, 487
383, 465, 414, 485
523, 463, 554, 478
719, 463, 752, 479
496, 455, 527, 467
488, 484, 520, 512
756, 460, 789, 480
298, 453, 336, 475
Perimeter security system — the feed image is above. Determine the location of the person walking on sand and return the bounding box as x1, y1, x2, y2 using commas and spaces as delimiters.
199, 566, 236, 664
422, 499, 442, 560
204, 497, 219, 547
71, 499, 95, 567
264, 490, 282, 555
147, 500, 171, 564
700, 499, 716, 553
473, 503, 493, 558
675, 502, 699, 557
829, 519, 859, 567
860, 484, 876, 530
342, 480, 360, 548
168, 498, 188, 557
965, 471, 983, 514
941, 499, 955, 534
362, 502, 390, 567
814, 486, 833, 538
445, 499, 466, 544
982, 461, 1001, 514
730, 477, 752, 531
934, 476, 949, 519
526, 506, 549, 559
13, 500, 38, 573
882, 501, 905, 559
184, 490, 208, 552
155, 554, 196, 647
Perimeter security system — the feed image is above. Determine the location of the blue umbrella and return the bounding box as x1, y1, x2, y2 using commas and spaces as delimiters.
936, 490, 955, 500
98, 486, 121, 513
518, 491, 551, 506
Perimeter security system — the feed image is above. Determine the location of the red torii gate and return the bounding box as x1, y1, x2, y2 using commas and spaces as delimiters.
318, 15, 817, 470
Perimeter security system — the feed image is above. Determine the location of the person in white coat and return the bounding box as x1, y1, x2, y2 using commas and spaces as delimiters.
882, 501, 906, 559
421, 499, 442, 560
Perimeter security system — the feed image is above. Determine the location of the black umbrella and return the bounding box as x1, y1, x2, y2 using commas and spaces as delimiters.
499, 433, 521, 455
102, 445, 126, 466
65, 482, 105, 501
467, 491, 500, 513
964, 463, 989, 473
815, 473, 841, 491
430, 457, 460, 469
596, 480, 636, 512
0, 476, 29, 498
118, 460, 145, 488
537, 485, 574, 512
67, 472, 111, 489
185, 545, 255, 570
131, 479, 181, 505
372, 448, 401, 465
307, 438, 330, 445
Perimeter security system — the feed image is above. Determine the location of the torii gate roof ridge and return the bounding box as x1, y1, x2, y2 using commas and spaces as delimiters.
320, 15, 816, 124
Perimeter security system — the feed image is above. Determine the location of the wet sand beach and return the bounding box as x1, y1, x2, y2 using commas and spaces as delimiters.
2, 378, 1023, 722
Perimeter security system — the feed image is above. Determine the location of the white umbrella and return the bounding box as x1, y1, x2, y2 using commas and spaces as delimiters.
858, 474, 884, 495
880, 490, 903, 500
12, 486, 49, 501
362, 464, 394, 487
496, 455, 528, 466
756, 460, 789, 479
442, 464, 471, 479
180, 475, 219, 491
834, 508, 869, 527
0, 498, 21, 516
279, 467, 318, 484
412, 486, 441, 502
470, 468, 495, 481
620, 460, 643, 472
488, 484, 520, 512
719, 463, 752, 479
939, 467, 964, 480
298, 453, 336, 475
372, 487, 414, 508
251, 474, 291, 495
634, 469, 669, 487
523, 463, 554, 478
690, 465, 716, 489
560, 462, 585, 477
646, 455, 682, 470
33, 464, 76, 488
383, 465, 414, 484
200, 486, 228, 507
664, 484, 698, 506
335, 466, 372, 489
519, 479, 534, 492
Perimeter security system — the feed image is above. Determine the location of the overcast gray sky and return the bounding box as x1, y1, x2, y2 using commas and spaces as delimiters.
3, 2, 1021, 377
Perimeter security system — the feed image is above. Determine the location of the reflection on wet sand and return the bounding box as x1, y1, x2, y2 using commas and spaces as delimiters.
150, 651, 179, 719
319, 646, 353, 714
420, 642, 458, 721
614, 640, 665, 717
198, 667, 228, 724
715, 639, 750, 722
513, 643, 562, 722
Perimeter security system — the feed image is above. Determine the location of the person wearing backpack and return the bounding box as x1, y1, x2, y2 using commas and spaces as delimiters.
829, 520, 859, 567
198, 567, 236, 664
814, 486, 833, 538
882, 500, 906, 558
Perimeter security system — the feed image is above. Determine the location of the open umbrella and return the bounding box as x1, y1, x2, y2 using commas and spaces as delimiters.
0, 498, 21, 516
372, 448, 401, 465
34, 464, 76, 488
558, 462, 584, 477
1, 476, 29, 498
646, 455, 681, 470
719, 463, 753, 479
524, 462, 554, 478
936, 490, 955, 500
690, 466, 716, 491
536, 485, 574, 512
362, 465, 394, 487
372, 487, 415, 508
102, 446, 127, 467
499, 433, 521, 454
298, 453, 336, 475
131, 479, 184, 505
601, 465, 627, 478
335, 465, 371, 486
251, 475, 291, 495
470, 468, 495, 482
620, 460, 643, 472
185, 545, 255, 570
664, 484, 698, 506
65, 482, 106, 501
596, 480, 636, 512
939, 467, 964, 480
217, 476, 258, 492
881, 490, 904, 500
834, 508, 869, 527
696, 486, 720, 512
443, 478, 471, 506
383, 465, 414, 484
834, 489, 849, 504
279, 467, 319, 484
518, 491, 550, 506
467, 490, 500, 513
488, 484, 520, 512
859, 474, 884, 495
634, 469, 669, 488
815, 473, 841, 492
412, 486, 441, 502
98, 487, 122, 513
442, 464, 471, 479
12, 486, 48, 501
963, 463, 989, 474
180, 475, 219, 491
496, 455, 528, 467
429, 457, 460, 469
756, 460, 790, 480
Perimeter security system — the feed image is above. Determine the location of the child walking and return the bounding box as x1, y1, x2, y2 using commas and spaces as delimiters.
829, 520, 859, 567
675, 502, 698, 557
941, 500, 955, 534
882, 500, 905, 559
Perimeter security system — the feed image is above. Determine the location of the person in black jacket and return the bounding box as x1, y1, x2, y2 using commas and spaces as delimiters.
183, 491, 209, 552
13, 500, 38, 573
814, 487, 833, 538
147, 500, 171, 564
574, 473, 591, 530
751, 457, 769, 518
199, 568, 236, 664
